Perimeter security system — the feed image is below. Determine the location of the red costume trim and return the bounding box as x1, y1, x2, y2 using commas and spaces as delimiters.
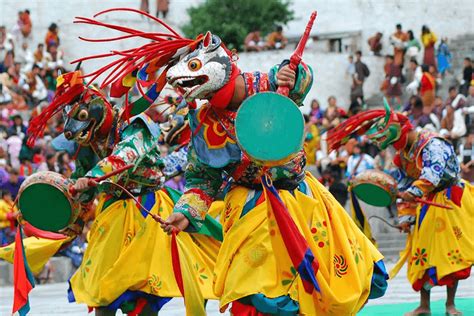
208, 63, 240, 109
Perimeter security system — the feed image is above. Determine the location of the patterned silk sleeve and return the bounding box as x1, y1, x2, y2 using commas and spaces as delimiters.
86, 122, 158, 189
407, 138, 449, 197
268, 61, 314, 106
174, 146, 223, 232
162, 146, 188, 179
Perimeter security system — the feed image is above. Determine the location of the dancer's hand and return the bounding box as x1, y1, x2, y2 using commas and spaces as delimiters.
161, 213, 189, 235
72, 178, 93, 194
399, 191, 416, 202
398, 222, 411, 233
276, 65, 296, 89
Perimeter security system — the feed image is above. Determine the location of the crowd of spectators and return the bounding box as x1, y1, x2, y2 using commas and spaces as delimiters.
243, 26, 288, 52
305, 23, 474, 210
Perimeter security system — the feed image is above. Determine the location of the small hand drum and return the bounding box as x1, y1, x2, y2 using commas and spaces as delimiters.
235, 92, 304, 166
18, 171, 81, 234
350, 170, 398, 207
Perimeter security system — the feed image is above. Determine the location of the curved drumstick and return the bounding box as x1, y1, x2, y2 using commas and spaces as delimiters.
277, 11, 317, 97
69, 164, 134, 196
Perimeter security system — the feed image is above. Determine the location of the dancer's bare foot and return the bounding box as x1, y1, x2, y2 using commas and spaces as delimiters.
404, 306, 431, 316
446, 304, 462, 315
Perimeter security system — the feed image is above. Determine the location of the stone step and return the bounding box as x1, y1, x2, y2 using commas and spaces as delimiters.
0, 256, 74, 285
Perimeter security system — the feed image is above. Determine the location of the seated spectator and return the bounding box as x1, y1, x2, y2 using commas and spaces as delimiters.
15, 42, 34, 71
374, 149, 394, 173
164, 175, 185, 192
34, 43, 45, 66
0, 190, 17, 246
45, 23, 60, 50
44, 44, 64, 69
367, 32, 383, 56
345, 143, 375, 180
266, 26, 287, 50
0, 168, 24, 199
244, 29, 265, 52
460, 57, 472, 96
445, 85, 466, 110
321, 96, 345, 131
320, 168, 348, 207
459, 133, 474, 183
37, 152, 58, 172
407, 96, 436, 130
0, 26, 15, 71
309, 98, 323, 125
440, 103, 467, 148
404, 30, 421, 61
1, 50, 14, 74
20, 64, 48, 105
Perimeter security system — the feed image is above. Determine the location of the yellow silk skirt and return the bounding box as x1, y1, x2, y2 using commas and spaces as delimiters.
0, 235, 73, 275
69, 189, 220, 308
391, 182, 474, 289
214, 173, 384, 315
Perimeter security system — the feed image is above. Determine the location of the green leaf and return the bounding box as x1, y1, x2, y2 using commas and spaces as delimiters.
200, 274, 208, 279
281, 279, 292, 286
290, 266, 297, 276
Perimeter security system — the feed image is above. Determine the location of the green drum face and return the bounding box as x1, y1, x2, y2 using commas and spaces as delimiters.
352, 183, 392, 207
19, 183, 72, 232
17, 171, 79, 234
350, 170, 398, 207
235, 92, 304, 164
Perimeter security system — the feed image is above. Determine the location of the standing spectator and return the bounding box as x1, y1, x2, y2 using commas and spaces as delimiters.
303, 114, 320, 166
244, 29, 265, 52
45, 23, 60, 50
156, 0, 169, 19
460, 57, 472, 96
420, 64, 436, 112
459, 133, 474, 183
405, 30, 421, 62
465, 86, 474, 133
390, 23, 408, 66
421, 25, 437, 67
0, 26, 15, 68
0, 169, 24, 199
406, 59, 423, 96
346, 55, 355, 78
382, 55, 402, 107
140, 0, 150, 14
351, 50, 370, 102
367, 32, 383, 56
437, 38, 452, 76
19, 9, 32, 39
345, 143, 375, 180
266, 26, 288, 50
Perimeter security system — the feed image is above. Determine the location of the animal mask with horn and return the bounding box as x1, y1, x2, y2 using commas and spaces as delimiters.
327, 98, 413, 152
72, 8, 239, 117
27, 62, 114, 147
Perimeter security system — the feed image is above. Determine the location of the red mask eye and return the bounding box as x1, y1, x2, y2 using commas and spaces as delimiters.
187, 59, 202, 71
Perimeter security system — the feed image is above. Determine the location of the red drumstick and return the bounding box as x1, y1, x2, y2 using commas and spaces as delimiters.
397, 193, 452, 210
414, 197, 452, 210
69, 164, 134, 196
276, 11, 317, 97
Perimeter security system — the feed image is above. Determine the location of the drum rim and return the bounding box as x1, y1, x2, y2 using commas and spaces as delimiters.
235, 91, 304, 164
18, 174, 75, 232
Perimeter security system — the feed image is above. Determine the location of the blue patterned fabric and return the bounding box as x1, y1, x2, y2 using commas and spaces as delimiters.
394, 138, 460, 197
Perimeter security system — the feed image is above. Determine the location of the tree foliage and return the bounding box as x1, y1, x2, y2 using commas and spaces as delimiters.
182, 0, 294, 50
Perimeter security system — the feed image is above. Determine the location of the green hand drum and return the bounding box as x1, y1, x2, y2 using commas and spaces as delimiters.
235, 92, 304, 166
18, 171, 81, 234
350, 170, 398, 207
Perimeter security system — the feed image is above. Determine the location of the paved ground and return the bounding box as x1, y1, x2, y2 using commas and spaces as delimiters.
1, 264, 473, 315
